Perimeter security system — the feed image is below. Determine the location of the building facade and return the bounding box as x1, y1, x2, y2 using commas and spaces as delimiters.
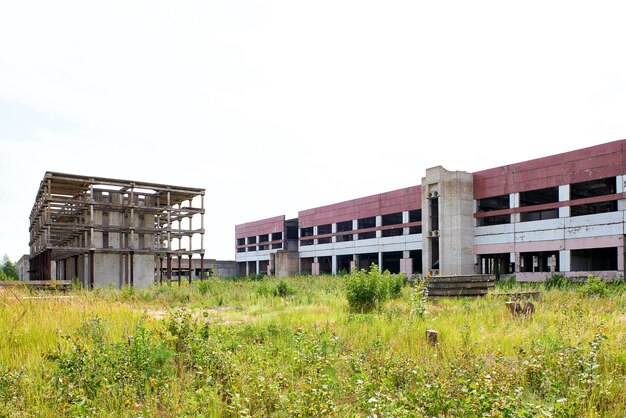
29, 172, 206, 288
236, 140, 626, 280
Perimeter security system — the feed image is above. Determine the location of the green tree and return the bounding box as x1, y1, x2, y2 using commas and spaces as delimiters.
1, 255, 19, 280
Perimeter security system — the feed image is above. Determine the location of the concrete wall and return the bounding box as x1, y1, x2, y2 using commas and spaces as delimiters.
275, 251, 299, 277
214, 260, 237, 277
133, 254, 155, 288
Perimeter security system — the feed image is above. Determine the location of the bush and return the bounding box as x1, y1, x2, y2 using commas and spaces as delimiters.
345, 263, 404, 312
274, 280, 296, 297
580, 275, 608, 297
197, 280, 211, 295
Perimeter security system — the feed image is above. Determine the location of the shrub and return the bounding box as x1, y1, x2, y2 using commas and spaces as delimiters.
274, 280, 296, 297
544, 274, 572, 290
580, 275, 608, 297
197, 280, 211, 295
345, 263, 403, 312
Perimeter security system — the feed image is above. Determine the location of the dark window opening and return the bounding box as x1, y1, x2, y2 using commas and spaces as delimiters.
300, 257, 313, 275
382, 212, 403, 237
357, 217, 376, 240
410, 250, 422, 274
317, 224, 332, 244
409, 209, 422, 222
520, 187, 559, 207
237, 247, 245, 253
259, 260, 269, 275
571, 201, 618, 217
381, 251, 403, 274
336, 220, 353, 242
520, 251, 559, 273
102, 232, 109, 248
477, 194, 509, 212
430, 198, 439, 231
520, 209, 559, 222
259, 234, 269, 250
337, 255, 353, 274
272, 232, 282, 241
357, 253, 378, 270
318, 256, 332, 274
477, 214, 511, 226
478, 253, 514, 279
409, 225, 422, 234
285, 220, 299, 240
237, 238, 245, 246
430, 237, 439, 270
571, 247, 617, 271
300, 227, 313, 246
247, 236, 257, 252
571, 177, 616, 200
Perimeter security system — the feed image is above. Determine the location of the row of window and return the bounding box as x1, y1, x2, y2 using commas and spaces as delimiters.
299, 210, 422, 246
236, 232, 283, 252
477, 177, 618, 226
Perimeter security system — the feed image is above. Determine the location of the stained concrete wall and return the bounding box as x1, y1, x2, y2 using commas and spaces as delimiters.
133, 254, 155, 287
422, 166, 475, 276
275, 251, 299, 277
214, 260, 237, 277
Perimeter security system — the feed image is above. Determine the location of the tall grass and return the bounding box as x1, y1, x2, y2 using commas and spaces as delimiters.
0, 274, 625, 416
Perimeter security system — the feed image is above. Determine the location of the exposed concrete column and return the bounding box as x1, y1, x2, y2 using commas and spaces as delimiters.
255, 259, 259, 275
558, 185, 570, 217
618, 245, 624, 272
559, 250, 571, 272
402, 211, 410, 235
375, 216, 382, 238
331, 255, 337, 275
421, 167, 474, 276
378, 252, 383, 271
352, 219, 358, 241
510, 193, 520, 223
331, 223, 337, 243
313, 226, 318, 245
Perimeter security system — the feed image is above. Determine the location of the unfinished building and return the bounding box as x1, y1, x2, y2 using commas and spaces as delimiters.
236, 139, 626, 280
29, 172, 205, 288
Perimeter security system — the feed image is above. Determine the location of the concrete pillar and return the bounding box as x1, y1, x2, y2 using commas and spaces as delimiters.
313, 226, 318, 245
559, 250, 570, 272
375, 216, 382, 238
352, 219, 358, 241
402, 211, 410, 235
618, 245, 624, 272
331, 223, 337, 243
255, 259, 260, 275
559, 185, 570, 217
421, 167, 474, 275
331, 255, 337, 275
378, 252, 383, 271
508, 197, 519, 224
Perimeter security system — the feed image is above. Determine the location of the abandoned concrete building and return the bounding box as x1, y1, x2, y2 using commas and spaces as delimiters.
236, 139, 626, 280
29, 172, 207, 288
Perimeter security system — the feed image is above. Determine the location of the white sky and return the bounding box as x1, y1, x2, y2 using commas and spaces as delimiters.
1, 1, 625, 262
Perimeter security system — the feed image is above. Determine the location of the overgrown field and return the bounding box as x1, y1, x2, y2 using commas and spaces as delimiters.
1, 274, 625, 417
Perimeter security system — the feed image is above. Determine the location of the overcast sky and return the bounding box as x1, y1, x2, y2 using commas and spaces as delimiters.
1, 1, 626, 262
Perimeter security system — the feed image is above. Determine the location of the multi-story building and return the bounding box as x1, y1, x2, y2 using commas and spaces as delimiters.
236, 140, 626, 280
29, 172, 206, 288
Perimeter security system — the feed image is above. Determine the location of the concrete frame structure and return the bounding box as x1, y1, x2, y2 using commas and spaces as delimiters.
236, 140, 626, 280
29, 172, 205, 288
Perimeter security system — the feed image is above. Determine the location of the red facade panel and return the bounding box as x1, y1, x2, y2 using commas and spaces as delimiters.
298, 186, 421, 227
235, 215, 285, 238
474, 139, 626, 199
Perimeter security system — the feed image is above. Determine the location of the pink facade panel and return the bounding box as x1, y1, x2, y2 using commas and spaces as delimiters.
474, 139, 626, 199
298, 186, 421, 228
235, 215, 285, 238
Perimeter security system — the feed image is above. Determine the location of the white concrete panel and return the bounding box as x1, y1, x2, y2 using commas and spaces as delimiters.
514, 218, 564, 233
474, 233, 515, 246
565, 222, 624, 239
379, 242, 408, 252
475, 224, 515, 236
564, 211, 624, 228
515, 228, 564, 242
